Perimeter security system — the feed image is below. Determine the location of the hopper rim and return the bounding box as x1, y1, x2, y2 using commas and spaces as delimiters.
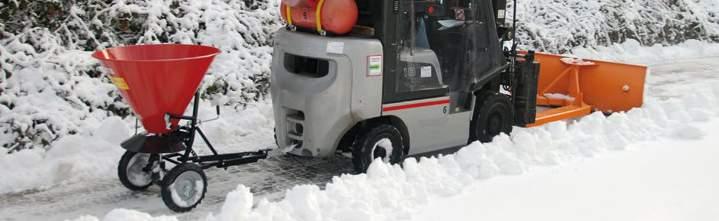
92, 44, 221, 63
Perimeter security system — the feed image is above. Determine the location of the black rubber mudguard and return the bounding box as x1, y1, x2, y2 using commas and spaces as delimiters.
121, 132, 186, 154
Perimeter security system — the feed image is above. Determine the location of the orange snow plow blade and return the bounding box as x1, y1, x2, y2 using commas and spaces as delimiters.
527, 52, 648, 127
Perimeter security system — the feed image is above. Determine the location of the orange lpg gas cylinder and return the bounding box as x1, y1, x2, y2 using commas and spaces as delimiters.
280, 0, 358, 35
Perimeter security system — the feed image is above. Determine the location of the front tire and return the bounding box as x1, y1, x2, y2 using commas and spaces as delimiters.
161, 163, 207, 212
352, 124, 405, 173
471, 93, 514, 143
118, 151, 154, 191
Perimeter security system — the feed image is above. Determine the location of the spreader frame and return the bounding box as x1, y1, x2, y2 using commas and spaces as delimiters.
163, 92, 270, 169
120, 92, 270, 170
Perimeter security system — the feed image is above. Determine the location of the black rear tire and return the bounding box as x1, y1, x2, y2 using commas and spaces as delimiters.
161, 163, 207, 212
352, 124, 406, 173
118, 151, 154, 191
471, 93, 514, 143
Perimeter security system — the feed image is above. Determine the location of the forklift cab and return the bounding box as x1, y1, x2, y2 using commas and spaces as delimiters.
358, 0, 507, 111
272, 0, 521, 172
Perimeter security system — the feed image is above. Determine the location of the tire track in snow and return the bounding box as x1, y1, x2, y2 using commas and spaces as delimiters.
0, 153, 353, 221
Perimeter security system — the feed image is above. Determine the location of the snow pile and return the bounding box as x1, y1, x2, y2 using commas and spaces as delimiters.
0, 117, 129, 194
0, 100, 274, 195
573, 39, 719, 64
542, 93, 575, 102
416, 121, 719, 221
74, 209, 179, 221
509, 0, 719, 52
78, 42, 719, 221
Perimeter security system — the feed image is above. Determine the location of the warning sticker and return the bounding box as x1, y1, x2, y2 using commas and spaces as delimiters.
368, 55, 383, 76
420, 66, 432, 78
326, 41, 345, 54
111, 77, 129, 90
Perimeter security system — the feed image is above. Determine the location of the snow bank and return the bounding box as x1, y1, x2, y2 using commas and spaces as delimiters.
572, 39, 719, 64
0, 100, 274, 195
78, 43, 719, 221
0, 117, 129, 194
416, 120, 719, 221
73, 209, 179, 221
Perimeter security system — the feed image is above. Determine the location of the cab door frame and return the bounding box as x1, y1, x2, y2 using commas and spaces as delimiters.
378, 0, 474, 155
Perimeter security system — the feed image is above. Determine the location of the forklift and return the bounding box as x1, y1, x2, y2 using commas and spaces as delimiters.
271, 0, 646, 172
92, 0, 645, 211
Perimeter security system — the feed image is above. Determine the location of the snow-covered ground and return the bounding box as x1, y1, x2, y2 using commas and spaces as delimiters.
0, 101, 276, 195
416, 119, 719, 221
2, 41, 719, 220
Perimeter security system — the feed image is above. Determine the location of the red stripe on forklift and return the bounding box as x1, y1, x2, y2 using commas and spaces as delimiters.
382, 99, 450, 112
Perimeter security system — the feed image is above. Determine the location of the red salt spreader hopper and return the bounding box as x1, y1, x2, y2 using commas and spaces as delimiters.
93, 44, 218, 135
93, 44, 269, 212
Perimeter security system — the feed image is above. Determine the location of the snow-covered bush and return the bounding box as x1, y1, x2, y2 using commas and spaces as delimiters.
1, 0, 718, 151
509, 0, 719, 53
0, 0, 281, 152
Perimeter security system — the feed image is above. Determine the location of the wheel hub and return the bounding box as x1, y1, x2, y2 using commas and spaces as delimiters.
127, 153, 152, 186
487, 112, 503, 136
371, 138, 393, 162
178, 180, 196, 201
373, 147, 387, 159
171, 172, 203, 205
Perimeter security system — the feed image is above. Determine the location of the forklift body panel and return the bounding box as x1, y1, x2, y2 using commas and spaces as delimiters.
271, 29, 384, 157
272, 0, 510, 157
381, 97, 473, 155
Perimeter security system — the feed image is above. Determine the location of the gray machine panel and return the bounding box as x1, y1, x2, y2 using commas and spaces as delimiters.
271, 29, 383, 157
382, 97, 473, 155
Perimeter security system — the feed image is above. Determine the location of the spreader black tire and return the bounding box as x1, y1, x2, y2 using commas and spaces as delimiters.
471, 93, 514, 143
118, 151, 154, 191
161, 163, 207, 212
352, 124, 405, 173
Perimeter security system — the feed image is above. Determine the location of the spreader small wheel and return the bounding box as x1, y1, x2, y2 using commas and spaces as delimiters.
161, 163, 207, 212
118, 151, 154, 191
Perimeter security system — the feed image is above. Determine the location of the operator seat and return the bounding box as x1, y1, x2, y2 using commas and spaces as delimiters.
425, 4, 466, 92
400, 16, 444, 87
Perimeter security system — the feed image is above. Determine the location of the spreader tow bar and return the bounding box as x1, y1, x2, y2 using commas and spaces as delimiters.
123, 92, 270, 170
